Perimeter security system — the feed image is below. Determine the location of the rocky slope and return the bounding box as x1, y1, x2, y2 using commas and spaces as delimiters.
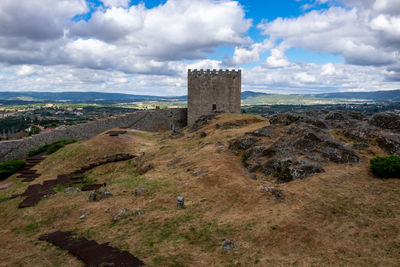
0, 111, 400, 266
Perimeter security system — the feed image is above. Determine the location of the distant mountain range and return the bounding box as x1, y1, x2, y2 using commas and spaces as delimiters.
0, 89, 399, 105
241, 90, 400, 101
0, 92, 187, 103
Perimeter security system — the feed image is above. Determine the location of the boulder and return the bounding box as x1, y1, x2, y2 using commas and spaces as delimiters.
342, 124, 378, 142
269, 113, 302, 125
229, 136, 258, 150
325, 111, 347, 121
300, 118, 328, 129
88, 189, 113, 202
262, 186, 284, 201
369, 113, 400, 132
377, 134, 400, 155
190, 114, 216, 132
247, 126, 278, 138
134, 188, 146, 196
222, 240, 236, 250
261, 157, 325, 183
137, 163, 154, 175
320, 140, 361, 163
113, 208, 129, 222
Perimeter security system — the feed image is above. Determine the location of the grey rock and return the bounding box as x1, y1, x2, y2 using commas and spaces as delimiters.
320, 141, 361, 163
177, 196, 184, 208
137, 163, 154, 175
248, 173, 257, 180
262, 186, 284, 201
113, 208, 129, 222
248, 126, 278, 137
133, 209, 145, 216
79, 209, 86, 220
269, 113, 302, 125
262, 157, 325, 183
377, 134, 400, 155
369, 113, 400, 132
325, 111, 347, 121
88, 191, 96, 202
65, 187, 81, 193
192, 171, 208, 177
88, 189, 113, 202
229, 136, 258, 150
134, 188, 146, 196
300, 118, 328, 129
342, 124, 378, 142
190, 114, 216, 132
352, 143, 369, 150
167, 157, 183, 167
222, 240, 236, 250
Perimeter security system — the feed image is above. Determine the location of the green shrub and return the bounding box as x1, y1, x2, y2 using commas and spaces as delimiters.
27, 139, 77, 157
0, 160, 26, 181
370, 155, 400, 178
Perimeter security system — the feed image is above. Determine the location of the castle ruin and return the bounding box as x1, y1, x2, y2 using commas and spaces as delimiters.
187, 69, 241, 125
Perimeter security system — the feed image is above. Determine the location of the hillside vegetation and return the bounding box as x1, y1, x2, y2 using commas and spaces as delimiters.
1, 112, 400, 266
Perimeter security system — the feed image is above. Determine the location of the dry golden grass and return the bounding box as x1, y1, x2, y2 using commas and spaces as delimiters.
1, 114, 400, 266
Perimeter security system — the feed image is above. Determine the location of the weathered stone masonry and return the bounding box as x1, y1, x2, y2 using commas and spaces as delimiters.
0, 108, 187, 162
187, 69, 241, 125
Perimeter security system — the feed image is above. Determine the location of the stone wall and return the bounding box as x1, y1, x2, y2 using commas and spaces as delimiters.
0, 108, 187, 162
187, 69, 241, 125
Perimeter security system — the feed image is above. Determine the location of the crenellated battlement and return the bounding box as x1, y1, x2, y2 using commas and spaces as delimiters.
188, 69, 241, 77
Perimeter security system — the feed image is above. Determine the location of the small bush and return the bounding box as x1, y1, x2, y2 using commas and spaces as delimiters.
370, 155, 400, 178
27, 139, 77, 157
0, 160, 26, 181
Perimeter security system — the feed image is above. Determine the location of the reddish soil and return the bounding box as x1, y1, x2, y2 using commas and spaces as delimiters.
10, 154, 135, 208
39, 231, 144, 266
16, 154, 46, 182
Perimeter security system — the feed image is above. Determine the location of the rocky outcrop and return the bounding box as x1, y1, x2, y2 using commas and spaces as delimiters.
246, 126, 279, 138
369, 113, 400, 132
189, 114, 216, 132
269, 113, 302, 125
230, 112, 363, 183
229, 136, 258, 151
377, 134, 400, 155
342, 123, 378, 142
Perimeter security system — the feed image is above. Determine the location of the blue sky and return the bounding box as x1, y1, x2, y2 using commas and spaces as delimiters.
0, 0, 399, 95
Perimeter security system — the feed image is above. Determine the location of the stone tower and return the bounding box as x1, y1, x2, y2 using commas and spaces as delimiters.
187, 69, 241, 125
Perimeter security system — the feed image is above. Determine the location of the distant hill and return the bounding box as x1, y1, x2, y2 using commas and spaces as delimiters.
0, 92, 187, 103
241, 89, 400, 105
315, 90, 400, 102
0, 89, 399, 105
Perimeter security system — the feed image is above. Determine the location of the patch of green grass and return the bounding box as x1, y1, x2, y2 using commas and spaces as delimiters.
370, 155, 400, 178
0, 160, 26, 181
136, 211, 233, 257
111, 174, 169, 195
127, 131, 158, 140
23, 223, 40, 236
54, 184, 65, 193
27, 139, 77, 157
152, 254, 192, 267
0, 196, 10, 203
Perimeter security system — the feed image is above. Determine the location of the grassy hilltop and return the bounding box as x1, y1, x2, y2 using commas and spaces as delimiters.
1, 113, 400, 266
